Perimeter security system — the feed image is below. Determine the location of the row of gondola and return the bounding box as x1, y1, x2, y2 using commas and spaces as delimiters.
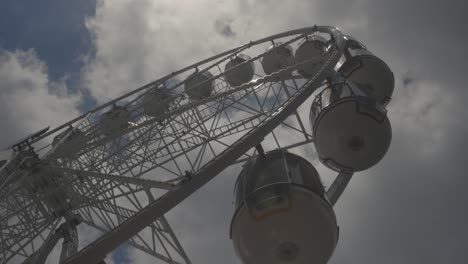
230, 34, 395, 264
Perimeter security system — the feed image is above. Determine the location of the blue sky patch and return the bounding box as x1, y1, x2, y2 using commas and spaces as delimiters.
0, 0, 95, 86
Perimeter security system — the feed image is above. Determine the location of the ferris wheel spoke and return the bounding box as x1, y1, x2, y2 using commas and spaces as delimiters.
128, 103, 311, 179
59, 168, 175, 191
85, 112, 207, 174
206, 89, 264, 117
65, 78, 288, 178
82, 216, 188, 264
77, 193, 143, 229
77, 196, 189, 264
0, 217, 57, 263
191, 109, 211, 137
115, 114, 264, 179
261, 83, 280, 109
59, 175, 161, 214
87, 107, 249, 178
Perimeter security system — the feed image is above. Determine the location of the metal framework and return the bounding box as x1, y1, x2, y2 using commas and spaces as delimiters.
0, 26, 352, 264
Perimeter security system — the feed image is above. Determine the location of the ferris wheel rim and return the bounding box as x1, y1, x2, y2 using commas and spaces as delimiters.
63, 25, 346, 264
31, 26, 336, 147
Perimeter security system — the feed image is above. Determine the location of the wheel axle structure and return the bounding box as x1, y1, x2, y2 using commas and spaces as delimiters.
0, 25, 394, 264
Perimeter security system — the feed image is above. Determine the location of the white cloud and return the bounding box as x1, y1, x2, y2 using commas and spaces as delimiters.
388, 77, 458, 156
0, 49, 82, 147
82, 0, 240, 103
81, 0, 373, 104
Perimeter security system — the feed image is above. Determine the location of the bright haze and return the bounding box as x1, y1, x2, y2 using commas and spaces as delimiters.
0, 0, 466, 263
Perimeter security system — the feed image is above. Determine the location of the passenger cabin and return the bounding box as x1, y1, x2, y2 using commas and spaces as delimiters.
99, 106, 131, 137
143, 86, 171, 118
224, 54, 255, 87
261, 43, 295, 80
310, 82, 392, 172
51, 128, 84, 157
337, 35, 394, 105
295, 35, 328, 78
184, 71, 214, 100
231, 150, 338, 264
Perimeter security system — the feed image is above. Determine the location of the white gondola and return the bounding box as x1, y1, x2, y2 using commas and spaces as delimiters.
51, 128, 85, 157
184, 71, 214, 100
261, 43, 295, 80
310, 82, 392, 172
224, 54, 255, 87
231, 150, 338, 264
295, 35, 327, 78
99, 106, 131, 137
337, 35, 394, 105
143, 86, 171, 118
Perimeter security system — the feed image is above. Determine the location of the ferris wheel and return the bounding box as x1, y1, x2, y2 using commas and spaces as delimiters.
0, 25, 394, 264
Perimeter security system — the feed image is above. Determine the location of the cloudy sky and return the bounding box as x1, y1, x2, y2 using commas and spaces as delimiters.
1, 0, 467, 263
